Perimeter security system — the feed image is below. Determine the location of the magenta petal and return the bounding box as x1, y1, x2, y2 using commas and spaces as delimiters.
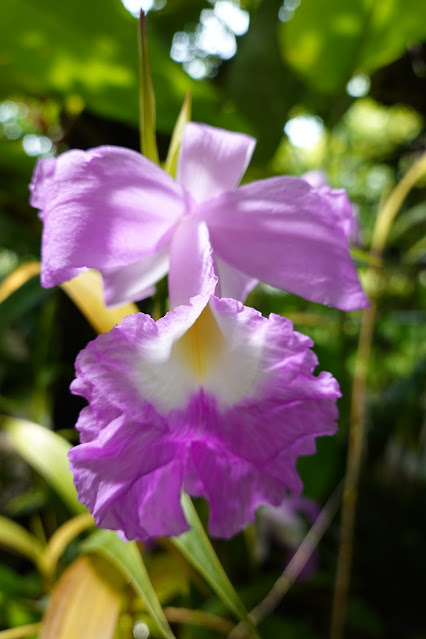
204, 176, 369, 311
30, 146, 185, 288
168, 218, 217, 308
69, 288, 340, 540
191, 441, 286, 539
213, 255, 257, 301
100, 249, 169, 306
177, 122, 256, 203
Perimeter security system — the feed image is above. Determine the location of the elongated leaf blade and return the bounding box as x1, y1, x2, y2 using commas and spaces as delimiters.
138, 11, 159, 163
0, 516, 45, 573
44, 514, 95, 579
164, 91, 192, 178
172, 494, 259, 636
2, 417, 85, 515
60, 270, 138, 334
40, 555, 123, 639
83, 529, 176, 639
0, 262, 41, 304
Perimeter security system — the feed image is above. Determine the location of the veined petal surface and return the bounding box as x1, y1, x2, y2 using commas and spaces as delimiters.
203, 176, 369, 311
69, 289, 340, 540
168, 218, 216, 308
100, 249, 170, 307
30, 146, 186, 289
177, 122, 256, 203
213, 255, 258, 301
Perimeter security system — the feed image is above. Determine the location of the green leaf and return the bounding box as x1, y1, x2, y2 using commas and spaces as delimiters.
280, 0, 426, 96
1, 417, 85, 515
164, 91, 192, 178
171, 494, 259, 637
44, 513, 95, 580
83, 529, 176, 639
0, 516, 45, 574
138, 11, 159, 163
0, 0, 210, 133
0, 622, 41, 639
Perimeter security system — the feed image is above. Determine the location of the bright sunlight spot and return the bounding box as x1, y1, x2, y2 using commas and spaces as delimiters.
278, 0, 302, 23
284, 114, 325, 149
346, 73, 371, 98
121, 0, 166, 18
22, 134, 53, 157
170, 1, 249, 79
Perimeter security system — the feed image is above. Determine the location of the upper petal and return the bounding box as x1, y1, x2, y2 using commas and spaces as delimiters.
100, 248, 169, 307
168, 217, 217, 309
213, 255, 258, 302
177, 122, 256, 203
30, 146, 186, 288
204, 176, 369, 311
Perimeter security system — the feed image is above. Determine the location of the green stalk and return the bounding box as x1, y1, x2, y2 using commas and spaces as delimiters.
138, 10, 159, 163
330, 151, 426, 639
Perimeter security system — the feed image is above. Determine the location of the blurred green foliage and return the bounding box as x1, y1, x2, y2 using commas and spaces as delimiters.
0, 0, 425, 638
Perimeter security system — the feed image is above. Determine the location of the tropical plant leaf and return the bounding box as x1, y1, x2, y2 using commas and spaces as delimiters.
83, 529, 176, 639
0, 516, 45, 574
281, 0, 426, 96
171, 494, 259, 636
0, 622, 41, 639
164, 91, 192, 178
138, 11, 159, 163
40, 555, 123, 639
0, 262, 40, 304
2, 417, 85, 515
44, 513, 95, 580
0, 0, 215, 133
60, 270, 138, 334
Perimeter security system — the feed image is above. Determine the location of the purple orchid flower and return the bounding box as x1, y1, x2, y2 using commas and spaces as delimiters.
68, 226, 341, 540
30, 123, 368, 311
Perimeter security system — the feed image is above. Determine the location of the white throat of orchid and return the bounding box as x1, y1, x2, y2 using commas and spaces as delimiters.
135, 300, 266, 413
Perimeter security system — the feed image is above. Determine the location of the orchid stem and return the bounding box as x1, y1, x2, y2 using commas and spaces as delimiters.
330, 151, 426, 639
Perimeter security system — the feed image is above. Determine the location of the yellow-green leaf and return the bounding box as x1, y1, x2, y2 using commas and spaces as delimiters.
146, 552, 189, 605
164, 91, 192, 178
40, 555, 123, 639
0, 262, 40, 304
44, 513, 95, 580
0, 622, 41, 639
172, 494, 259, 637
138, 11, 159, 164
0, 516, 46, 575
2, 417, 85, 515
60, 270, 138, 335
83, 529, 176, 639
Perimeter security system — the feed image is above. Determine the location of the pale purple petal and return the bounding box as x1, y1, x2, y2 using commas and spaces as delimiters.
177, 122, 256, 203
168, 218, 217, 309
69, 289, 340, 540
213, 255, 258, 301
100, 249, 169, 307
302, 170, 328, 189
30, 146, 186, 289
303, 171, 360, 244
203, 176, 369, 311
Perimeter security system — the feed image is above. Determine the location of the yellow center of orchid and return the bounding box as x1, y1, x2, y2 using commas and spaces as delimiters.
174, 304, 225, 382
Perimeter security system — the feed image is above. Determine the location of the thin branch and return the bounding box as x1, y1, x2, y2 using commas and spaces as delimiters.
330, 150, 426, 639
164, 607, 234, 635
228, 483, 343, 639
